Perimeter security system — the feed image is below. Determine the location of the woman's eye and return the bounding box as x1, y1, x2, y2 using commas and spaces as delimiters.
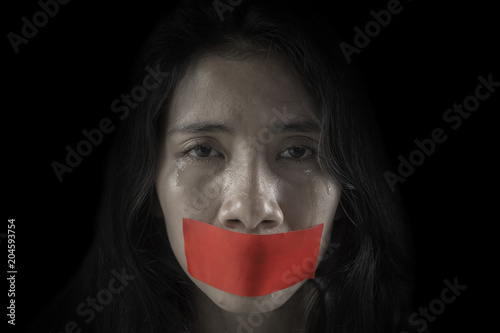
185, 144, 219, 158
280, 146, 314, 159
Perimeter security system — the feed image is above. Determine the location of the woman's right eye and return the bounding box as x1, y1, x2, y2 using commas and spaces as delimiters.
184, 144, 221, 158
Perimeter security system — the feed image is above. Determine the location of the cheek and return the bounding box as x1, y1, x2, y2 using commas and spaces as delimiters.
156, 161, 225, 266
279, 171, 341, 227
279, 172, 340, 263
314, 177, 341, 262
159, 161, 224, 221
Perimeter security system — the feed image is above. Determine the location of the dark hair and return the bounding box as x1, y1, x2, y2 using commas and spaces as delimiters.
39, 0, 415, 332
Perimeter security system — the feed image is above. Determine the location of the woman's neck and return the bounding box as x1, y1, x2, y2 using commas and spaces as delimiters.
191, 282, 315, 333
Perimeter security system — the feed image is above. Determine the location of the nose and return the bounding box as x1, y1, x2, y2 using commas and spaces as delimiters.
217, 163, 284, 232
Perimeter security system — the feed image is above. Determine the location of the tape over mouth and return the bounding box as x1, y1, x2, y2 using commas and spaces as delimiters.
183, 218, 324, 297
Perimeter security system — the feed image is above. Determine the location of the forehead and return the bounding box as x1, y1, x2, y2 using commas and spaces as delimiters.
167, 53, 318, 129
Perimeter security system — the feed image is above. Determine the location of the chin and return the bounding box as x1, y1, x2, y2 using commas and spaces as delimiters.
191, 278, 306, 314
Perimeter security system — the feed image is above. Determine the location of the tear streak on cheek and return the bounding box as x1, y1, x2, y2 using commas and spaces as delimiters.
169, 159, 187, 187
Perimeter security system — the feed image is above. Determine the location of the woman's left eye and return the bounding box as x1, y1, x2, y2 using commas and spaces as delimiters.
279, 146, 315, 159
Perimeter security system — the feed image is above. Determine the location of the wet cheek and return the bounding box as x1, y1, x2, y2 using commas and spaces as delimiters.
279, 174, 340, 228
157, 162, 222, 269
315, 177, 341, 218
160, 162, 223, 222
314, 177, 341, 262
275, 174, 339, 266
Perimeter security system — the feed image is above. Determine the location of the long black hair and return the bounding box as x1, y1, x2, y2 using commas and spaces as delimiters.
38, 0, 415, 332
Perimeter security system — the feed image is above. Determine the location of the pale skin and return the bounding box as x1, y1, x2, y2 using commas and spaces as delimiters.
155, 53, 342, 332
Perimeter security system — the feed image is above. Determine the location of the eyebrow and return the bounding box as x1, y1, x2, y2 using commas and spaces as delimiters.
279, 120, 321, 133
166, 122, 235, 136
166, 119, 320, 136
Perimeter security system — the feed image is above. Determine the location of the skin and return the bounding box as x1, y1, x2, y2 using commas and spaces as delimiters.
155, 53, 342, 332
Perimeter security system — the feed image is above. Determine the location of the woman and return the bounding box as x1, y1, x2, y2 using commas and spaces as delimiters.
39, 0, 415, 332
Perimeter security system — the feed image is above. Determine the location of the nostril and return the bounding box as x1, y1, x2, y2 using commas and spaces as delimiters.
222, 218, 281, 231
224, 219, 242, 228
260, 219, 282, 229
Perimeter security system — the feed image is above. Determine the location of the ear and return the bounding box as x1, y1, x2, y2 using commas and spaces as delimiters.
151, 187, 164, 218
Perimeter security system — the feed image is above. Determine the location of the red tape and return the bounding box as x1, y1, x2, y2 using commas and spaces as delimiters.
183, 218, 324, 297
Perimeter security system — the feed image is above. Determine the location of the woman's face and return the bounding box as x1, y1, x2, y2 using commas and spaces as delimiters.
156, 53, 341, 314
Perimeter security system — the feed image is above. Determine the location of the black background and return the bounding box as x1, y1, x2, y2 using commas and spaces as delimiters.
4, 0, 498, 332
